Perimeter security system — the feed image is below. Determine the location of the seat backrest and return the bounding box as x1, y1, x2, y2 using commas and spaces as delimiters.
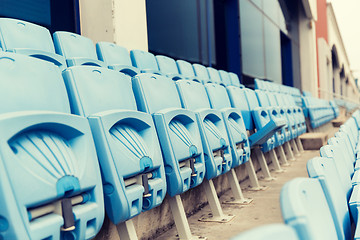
175, 80, 211, 110
207, 67, 222, 84
339, 125, 356, 150
62, 66, 166, 223
303, 91, 312, 97
267, 92, 279, 106
0, 52, 69, 114
254, 79, 264, 90
275, 93, 285, 106
230, 224, 299, 240
176, 60, 196, 78
218, 70, 232, 86
227, 86, 253, 130
334, 131, 356, 159
307, 157, 352, 240
0, 18, 55, 54
244, 88, 260, 109
132, 74, 182, 114
205, 83, 232, 109
53, 31, 98, 60
228, 72, 242, 87
280, 178, 338, 240
96, 42, 133, 66
62, 66, 137, 116
130, 49, 159, 72
156, 55, 180, 75
323, 139, 354, 178
193, 63, 210, 82
255, 90, 270, 107
286, 95, 297, 107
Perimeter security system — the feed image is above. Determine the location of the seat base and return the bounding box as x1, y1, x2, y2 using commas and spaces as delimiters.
223, 197, 253, 205
198, 213, 235, 223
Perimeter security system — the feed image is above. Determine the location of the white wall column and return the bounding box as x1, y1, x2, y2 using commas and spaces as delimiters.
112, 0, 148, 51
78, 0, 148, 51
299, 17, 318, 96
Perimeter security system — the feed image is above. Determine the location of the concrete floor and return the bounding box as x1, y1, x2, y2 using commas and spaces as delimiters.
154, 126, 339, 240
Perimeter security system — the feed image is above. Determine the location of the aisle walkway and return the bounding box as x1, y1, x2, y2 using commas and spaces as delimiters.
155, 126, 339, 240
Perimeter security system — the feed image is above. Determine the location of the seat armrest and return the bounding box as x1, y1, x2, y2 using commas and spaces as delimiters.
140, 69, 162, 75
13, 48, 67, 71
166, 73, 183, 81
249, 119, 285, 147
108, 64, 140, 77
66, 57, 106, 68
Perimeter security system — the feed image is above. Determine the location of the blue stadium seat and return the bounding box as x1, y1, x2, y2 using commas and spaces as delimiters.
175, 80, 232, 179
156, 55, 183, 80
244, 88, 286, 152
193, 63, 212, 84
228, 72, 243, 87
302, 96, 335, 129
176, 60, 202, 83
307, 157, 352, 240
53, 31, 106, 67
96, 42, 139, 76
0, 18, 66, 70
0, 52, 104, 240
130, 50, 161, 74
218, 70, 233, 86
276, 94, 301, 139
352, 110, 360, 130
132, 74, 205, 196
266, 92, 292, 142
206, 67, 222, 85
303, 91, 312, 97
280, 178, 338, 240
319, 145, 353, 197
62, 66, 166, 224
255, 90, 286, 147
329, 100, 340, 118
349, 185, 360, 237
254, 78, 265, 90
226, 86, 254, 131
230, 224, 299, 240
226, 86, 286, 149
205, 83, 250, 166
330, 132, 357, 170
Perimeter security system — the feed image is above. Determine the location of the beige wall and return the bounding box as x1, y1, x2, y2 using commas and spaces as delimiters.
79, 0, 114, 43
113, 0, 148, 51
79, 0, 148, 51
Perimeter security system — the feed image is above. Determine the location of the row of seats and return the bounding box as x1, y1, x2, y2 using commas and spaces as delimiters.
0, 18, 242, 88
0, 18, 307, 240
335, 98, 359, 114
232, 110, 360, 240
302, 96, 336, 128
302, 88, 342, 121
255, 78, 340, 130
0, 18, 250, 240
255, 79, 302, 108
